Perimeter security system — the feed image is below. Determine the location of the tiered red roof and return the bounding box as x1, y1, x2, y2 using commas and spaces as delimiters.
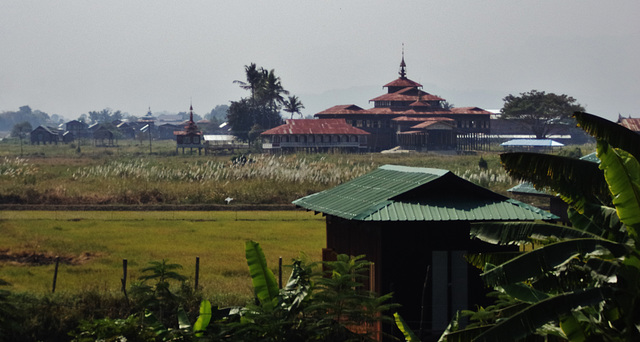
261, 119, 370, 135
174, 105, 202, 136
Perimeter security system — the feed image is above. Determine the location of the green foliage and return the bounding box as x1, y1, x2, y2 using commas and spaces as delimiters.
500, 90, 585, 138
440, 112, 640, 341
130, 259, 190, 328
283, 95, 305, 119
218, 242, 397, 342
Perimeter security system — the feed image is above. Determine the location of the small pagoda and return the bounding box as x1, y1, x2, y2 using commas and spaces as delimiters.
174, 105, 203, 155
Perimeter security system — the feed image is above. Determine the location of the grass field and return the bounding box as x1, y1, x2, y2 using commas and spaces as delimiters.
0, 210, 325, 305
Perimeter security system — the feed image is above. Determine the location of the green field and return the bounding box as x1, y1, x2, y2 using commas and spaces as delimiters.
0, 210, 325, 305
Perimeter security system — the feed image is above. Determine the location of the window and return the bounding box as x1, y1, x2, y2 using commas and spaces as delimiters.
356, 120, 363, 127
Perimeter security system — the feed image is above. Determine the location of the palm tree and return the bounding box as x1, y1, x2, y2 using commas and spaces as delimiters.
283, 95, 305, 119
439, 112, 640, 341
233, 63, 263, 101
258, 69, 289, 110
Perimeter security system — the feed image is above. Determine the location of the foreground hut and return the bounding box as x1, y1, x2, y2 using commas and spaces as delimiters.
293, 165, 557, 340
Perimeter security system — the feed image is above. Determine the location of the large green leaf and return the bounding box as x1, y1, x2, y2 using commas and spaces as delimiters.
473, 287, 615, 342
471, 222, 601, 246
597, 141, 640, 245
481, 238, 629, 288
574, 112, 640, 161
193, 300, 212, 337
500, 152, 610, 208
500, 283, 549, 304
394, 312, 420, 342
567, 203, 627, 242
245, 240, 279, 311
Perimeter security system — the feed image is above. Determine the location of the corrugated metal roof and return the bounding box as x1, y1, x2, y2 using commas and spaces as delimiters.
500, 139, 564, 147
260, 119, 369, 135
507, 182, 549, 196
293, 165, 558, 222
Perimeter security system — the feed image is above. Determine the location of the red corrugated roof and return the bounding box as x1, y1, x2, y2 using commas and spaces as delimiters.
619, 118, 640, 132
383, 77, 422, 88
261, 119, 370, 135
411, 120, 455, 129
370, 88, 444, 102
315, 104, 365, 115
449, 107, 492, 114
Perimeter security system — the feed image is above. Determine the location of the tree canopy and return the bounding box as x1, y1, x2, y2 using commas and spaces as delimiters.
500, 90, 585, 139
228, 64, 303, 142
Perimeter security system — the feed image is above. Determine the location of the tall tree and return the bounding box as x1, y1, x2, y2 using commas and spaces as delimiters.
233, 63, 263, 101
258, 68, 289, 111
283, 95, 305, 119
228, 64, 293, 142
11, 121, 32, 156
501, 90, 585, 139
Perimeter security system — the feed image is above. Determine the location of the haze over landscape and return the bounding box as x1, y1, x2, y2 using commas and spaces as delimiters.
1, 0, 638, 121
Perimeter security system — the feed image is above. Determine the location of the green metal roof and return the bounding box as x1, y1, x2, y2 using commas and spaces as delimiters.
293, 165, 558, 222
507, 182, 550, 196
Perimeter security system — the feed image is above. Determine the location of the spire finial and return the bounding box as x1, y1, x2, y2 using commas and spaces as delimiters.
399, 43, 407, 79
189, 99, 194, 123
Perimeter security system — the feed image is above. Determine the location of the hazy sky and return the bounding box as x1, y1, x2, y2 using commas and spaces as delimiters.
1, 1, 638, 121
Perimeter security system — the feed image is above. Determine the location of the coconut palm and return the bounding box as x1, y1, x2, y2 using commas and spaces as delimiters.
439, 112, 640, 341
283, 95, 305, 119
233, 63, 263, 101
258, 68, 289, 110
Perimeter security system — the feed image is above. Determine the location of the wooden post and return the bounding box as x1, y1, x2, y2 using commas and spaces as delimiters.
121, 259, 128, 292
278, 257, 283, 289
52, 256, 60, 293
195, 257, 200, 290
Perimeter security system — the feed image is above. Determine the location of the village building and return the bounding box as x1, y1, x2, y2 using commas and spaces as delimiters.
30, 126, 59, 145
617, 115, 640, 134
314, 55, 491, 151
173, 105, 203, 154
65, 120, 89, 139
293, 165, 557, 340
260, 119, 369, 153
93, 126, 116, 146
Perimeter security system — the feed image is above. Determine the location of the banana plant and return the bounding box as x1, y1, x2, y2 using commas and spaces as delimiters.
440, 112, 640, 341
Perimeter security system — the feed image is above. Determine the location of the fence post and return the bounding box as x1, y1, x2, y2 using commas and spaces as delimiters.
278, 257, 283, 289
195, 256, 200, 290
121, 259, 128, 292
52, 256, 60, 293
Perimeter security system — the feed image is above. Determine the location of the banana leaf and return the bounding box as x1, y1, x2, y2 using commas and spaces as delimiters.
500, 283, 549, 304
597, 141, 640, 245
500, 152, 610, 208
470, 221, 601, 246
193, 300, 212, 337
465, 252, 522, 271
574, 112, 640, 160
245, 240, 279, 311
567, 204, 627, 242
481, 238, 629, 288
473, 287, 615, 342
394, 312, 420, 342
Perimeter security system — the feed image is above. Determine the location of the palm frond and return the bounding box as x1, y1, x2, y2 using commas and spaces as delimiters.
473, 287, 615, 342
481, 238, 629, 288
470, 221, 601, 246
574, 112, 640, 160
597, 141, 640, 246
500, 152, 610, 206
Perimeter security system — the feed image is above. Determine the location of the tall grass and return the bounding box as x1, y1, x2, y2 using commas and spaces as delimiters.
0, 210, 325, 306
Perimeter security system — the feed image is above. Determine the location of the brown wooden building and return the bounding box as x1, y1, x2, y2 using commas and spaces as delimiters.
314, 56, 491, 151
261, 119, 369, 153
294, 165, 557, 341
174, 105, 203, 154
